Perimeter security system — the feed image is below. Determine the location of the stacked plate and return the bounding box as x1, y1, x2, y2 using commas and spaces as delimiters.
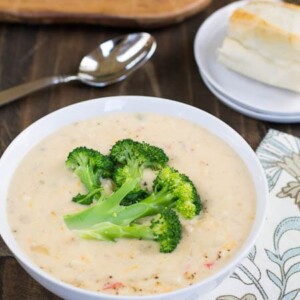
194, 0, 300, 123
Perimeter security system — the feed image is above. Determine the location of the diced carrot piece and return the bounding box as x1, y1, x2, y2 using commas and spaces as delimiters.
103, 282, 124, 290
204, 262, 215, 269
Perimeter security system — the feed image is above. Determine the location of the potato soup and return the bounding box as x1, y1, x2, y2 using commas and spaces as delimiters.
7, 113, 256, 296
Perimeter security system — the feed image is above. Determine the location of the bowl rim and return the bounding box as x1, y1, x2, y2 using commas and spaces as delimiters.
0, 95, 268, 299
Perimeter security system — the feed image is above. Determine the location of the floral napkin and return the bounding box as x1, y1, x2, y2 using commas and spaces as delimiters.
205, 129, 300, 300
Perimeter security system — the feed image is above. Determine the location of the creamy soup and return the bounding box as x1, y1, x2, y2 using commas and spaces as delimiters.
7, 113, 256, 296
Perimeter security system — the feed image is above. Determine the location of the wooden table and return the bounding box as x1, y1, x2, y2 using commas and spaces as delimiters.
0, 1, 298, 299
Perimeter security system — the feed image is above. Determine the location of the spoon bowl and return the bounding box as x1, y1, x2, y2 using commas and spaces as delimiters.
78, 33, 156, 87
0, 32, 156, 106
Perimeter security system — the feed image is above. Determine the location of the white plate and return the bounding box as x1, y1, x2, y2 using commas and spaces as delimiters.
194, 0, 300, 117
201, 72, 300, 123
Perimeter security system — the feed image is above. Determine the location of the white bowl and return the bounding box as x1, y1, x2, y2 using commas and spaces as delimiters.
0, 96, 268, 300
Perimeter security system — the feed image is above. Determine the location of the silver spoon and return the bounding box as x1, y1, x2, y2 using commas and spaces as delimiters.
0, 32, 156, 107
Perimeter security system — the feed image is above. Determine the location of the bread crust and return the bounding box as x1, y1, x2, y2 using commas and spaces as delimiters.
218, 1, 300, 92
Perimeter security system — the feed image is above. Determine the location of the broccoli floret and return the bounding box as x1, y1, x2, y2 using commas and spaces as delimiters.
75, 208, 182, 253
66, 147, 114, 204
151, 166, 201, 219
110, 139, 169, 202
63, 166, 201, 229
110, 139, 169, 170
113, 165, 150, 206
150, 208, 182, 253
71, 188, 103, 205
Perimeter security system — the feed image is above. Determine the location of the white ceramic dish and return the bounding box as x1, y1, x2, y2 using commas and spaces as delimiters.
201, 71, 300, 123
0, 96, 268, 300
194, 0, 300, 119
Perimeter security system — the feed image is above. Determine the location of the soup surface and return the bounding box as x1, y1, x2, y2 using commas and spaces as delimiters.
7, 113, 256, 296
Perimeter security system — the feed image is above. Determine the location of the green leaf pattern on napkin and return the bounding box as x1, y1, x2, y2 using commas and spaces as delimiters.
214, 130, 300, 300
256, 129, 300, 193
265, 217, 300, 300
216, 294, 256, 300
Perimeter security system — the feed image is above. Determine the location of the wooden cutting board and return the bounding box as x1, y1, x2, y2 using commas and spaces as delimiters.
0, 0, 211, 28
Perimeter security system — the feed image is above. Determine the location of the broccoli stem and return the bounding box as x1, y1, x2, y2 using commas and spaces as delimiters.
64, 184, 175, 230
141, 189, 175, 210
76, 222, 155, 242
72, 187, 103, 205
77, 165, 99, 192
115, 190, 175, 221
74, 208, 183, 253
64, 177, 142, 229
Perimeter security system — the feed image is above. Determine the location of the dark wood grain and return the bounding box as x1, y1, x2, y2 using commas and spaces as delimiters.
0, 1, 300, 299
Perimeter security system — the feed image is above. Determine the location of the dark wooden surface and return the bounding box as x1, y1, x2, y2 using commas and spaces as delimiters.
0, 1, 298, 299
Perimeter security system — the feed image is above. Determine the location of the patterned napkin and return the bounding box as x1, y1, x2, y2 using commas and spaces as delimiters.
205, 129, 300, 300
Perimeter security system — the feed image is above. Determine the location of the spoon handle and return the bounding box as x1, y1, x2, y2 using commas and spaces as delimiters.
0, 75, 78, 107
